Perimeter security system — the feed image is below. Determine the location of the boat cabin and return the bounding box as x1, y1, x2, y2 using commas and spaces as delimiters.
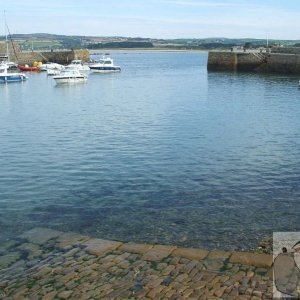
98, 58, 113, 65
0, 64, 8, 73
69, 60, 84, 65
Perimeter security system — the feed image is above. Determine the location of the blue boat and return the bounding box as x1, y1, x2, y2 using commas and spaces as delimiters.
89, 56, 121, 73
0, 64, 27, 83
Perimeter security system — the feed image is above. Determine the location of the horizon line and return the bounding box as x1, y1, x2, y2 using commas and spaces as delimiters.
0, 33, 300, 42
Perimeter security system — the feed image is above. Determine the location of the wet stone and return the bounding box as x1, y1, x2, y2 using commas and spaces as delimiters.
57, 290, 73, 299
119, 243, 154, 254
247, 271, 255, 278
156, 262, 168, 270
179, 257, 190, 264
62, 247, 81, 258
55, 232, 90, 248
147, 285, 164, 298
162, 265, 175, 276
0, 252, 21, 268
175, 273, 189, 283
180, 260, 198, 274
129, 281, 144, 293
161, 277, 173, 287
230, 252, 272, 268
19, 228, 62, 245
0, 228, 274, 300
257, 283, 268, 292
83, 239, 122, 256
208, 250, 232, 260
172, 248, 209, 261
182, 288, 194, 297
203, 258, 225, 271
0, 240, 19, 253
143, 245, 176, 261
214, 286, 227, 298
252, 290, 262, 297
18, 243, 42, 259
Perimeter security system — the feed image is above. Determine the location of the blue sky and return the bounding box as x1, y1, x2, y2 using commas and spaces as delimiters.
2, 0, 300, 39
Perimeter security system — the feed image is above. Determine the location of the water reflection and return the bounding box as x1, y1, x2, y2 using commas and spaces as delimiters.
0, 52, 300, 250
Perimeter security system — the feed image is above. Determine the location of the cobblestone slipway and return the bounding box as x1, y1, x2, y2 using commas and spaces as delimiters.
0, 228, 273, 299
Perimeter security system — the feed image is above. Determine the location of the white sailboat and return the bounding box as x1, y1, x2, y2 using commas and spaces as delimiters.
0, 11, 26, 83
1, 11, 18, 69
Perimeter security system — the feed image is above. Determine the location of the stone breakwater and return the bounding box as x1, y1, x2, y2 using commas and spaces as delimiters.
0, 227, 274, 299
9, 50, 90, 65
207, 50, 300, 74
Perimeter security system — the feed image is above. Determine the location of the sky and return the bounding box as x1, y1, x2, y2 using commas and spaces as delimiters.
2, 0, 300, 39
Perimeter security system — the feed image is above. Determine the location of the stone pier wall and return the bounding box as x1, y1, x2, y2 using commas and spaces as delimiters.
272, 47, 300, 55
257, 53, 300, 73
8, 49, 90, 65
207, 50, 300, 74
207, 51, 237, 71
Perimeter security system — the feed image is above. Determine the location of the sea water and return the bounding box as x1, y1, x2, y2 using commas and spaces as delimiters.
1, 51, 300, 250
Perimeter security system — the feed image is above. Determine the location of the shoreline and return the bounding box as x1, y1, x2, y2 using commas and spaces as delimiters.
89, 48, 208, 53
0, 227, 273, 299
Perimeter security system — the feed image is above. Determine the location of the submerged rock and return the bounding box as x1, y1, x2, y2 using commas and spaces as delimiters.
19, 228, 62, 245
256, 236, 273, 254
0, 252, 21, 268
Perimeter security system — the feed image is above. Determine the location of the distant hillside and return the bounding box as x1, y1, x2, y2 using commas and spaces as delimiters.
87, 41, 154, 49
0, 33, 300, 51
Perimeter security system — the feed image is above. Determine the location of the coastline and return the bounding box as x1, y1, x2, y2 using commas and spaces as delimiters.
0, 227, 273, 299
89, 48, 208, 53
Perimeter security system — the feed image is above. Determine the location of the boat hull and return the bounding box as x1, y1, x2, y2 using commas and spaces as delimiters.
0, 74, 27, 83
47, 69, 61, 76
18, 65, 40, 72
40, 63, 64, 71
65, 66, 90, 73
89, 66, 121, 73
53, 76, 87, 84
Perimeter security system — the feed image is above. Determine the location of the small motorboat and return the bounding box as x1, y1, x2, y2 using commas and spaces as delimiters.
2, 60, 18, 70
53, 69, 88, 84
18, 64, 40, 72
47, 69, 61, 76
0, 64, 27, 83
40, 62, 65, 71
89, 56, 121, 73
65, 60, 90, 72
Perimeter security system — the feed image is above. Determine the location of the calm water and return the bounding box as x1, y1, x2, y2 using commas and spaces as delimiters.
1, 51, 300, 250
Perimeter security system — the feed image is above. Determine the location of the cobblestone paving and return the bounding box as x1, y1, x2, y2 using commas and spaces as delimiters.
0, 228, 273, 299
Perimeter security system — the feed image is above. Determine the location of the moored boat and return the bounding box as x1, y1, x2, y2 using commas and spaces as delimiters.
89, 56, 121, 73
0, 64, 27, 83
47, 69, 61, 76
1, 12, 18, 71
40, 62, 65, 72
0, 57, 18, 70
65, 60, 90, 72
53, 69, 88, 84
18, 65, 40, 72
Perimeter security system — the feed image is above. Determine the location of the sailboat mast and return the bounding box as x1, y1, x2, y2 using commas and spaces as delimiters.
4, 11, 10, 62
